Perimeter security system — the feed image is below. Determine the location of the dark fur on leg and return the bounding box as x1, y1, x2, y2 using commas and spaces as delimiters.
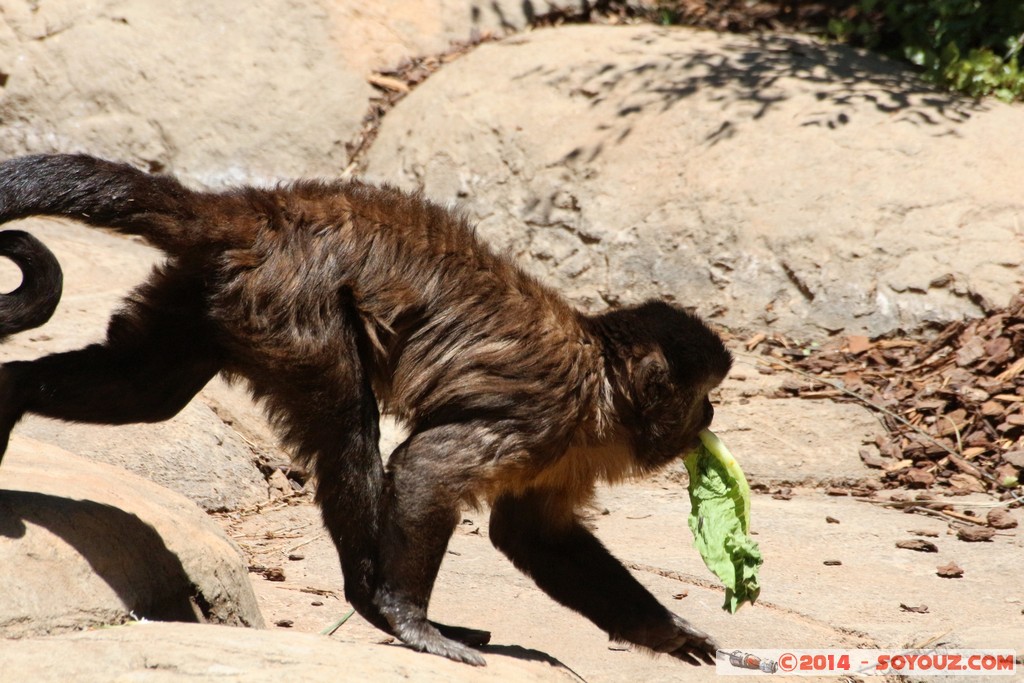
490, 489, 717, 665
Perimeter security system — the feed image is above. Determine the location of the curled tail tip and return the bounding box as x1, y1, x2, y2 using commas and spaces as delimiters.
0, 230, 63, 341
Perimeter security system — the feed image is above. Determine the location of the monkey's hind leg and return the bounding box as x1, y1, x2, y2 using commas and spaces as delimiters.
290, 395, 490, 652
0, 269, 221, 459
490, 489, 718, 665
373, 427, 491, 666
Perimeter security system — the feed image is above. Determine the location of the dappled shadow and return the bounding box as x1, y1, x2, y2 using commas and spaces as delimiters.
543, 30, 985, 164
0, 490, 203, 623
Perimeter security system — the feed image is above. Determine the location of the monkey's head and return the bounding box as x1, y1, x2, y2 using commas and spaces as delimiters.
592, 301, 732, 468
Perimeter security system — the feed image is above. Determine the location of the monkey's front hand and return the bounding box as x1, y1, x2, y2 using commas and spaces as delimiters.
643, 613, 719, 666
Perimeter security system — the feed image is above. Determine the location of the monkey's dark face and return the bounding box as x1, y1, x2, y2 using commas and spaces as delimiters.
598, 301, 732, 467
629, 361, 722, 465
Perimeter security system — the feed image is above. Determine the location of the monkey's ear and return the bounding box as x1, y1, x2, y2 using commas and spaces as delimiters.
629, 350, 670, 409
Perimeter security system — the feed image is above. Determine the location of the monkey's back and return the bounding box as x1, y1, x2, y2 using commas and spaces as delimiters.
209, 180, 604, 464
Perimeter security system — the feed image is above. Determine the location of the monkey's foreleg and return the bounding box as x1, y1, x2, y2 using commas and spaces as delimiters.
489, 490, 718, 665
372, 428, 490, 666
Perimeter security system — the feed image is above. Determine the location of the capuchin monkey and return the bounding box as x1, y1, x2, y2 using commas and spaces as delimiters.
0, 154, 731, 666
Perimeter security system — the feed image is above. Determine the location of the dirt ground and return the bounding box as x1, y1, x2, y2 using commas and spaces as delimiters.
218, 396, 1024, 682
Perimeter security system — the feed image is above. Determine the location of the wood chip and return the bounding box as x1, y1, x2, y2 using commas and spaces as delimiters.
744, 332, 766, 350
263, 567, 286, 582
956, 526, 995, 542
986, 508, 1018, 529
900, 603, 929, 613
948, 473, 987, 493
904, 468, 936, 488
896, 539, 938, 552
367, 73, 411, 93
846, 335, 872, 354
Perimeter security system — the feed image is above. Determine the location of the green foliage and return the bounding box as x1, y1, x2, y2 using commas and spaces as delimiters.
829, 1, 1024, 101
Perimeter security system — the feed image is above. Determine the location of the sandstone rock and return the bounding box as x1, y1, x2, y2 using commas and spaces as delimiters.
365, 24, 1024, 337
333, 1, 592, 73
0, 436, 264, 637
0, 0, 370, 185
0, 621, 576, 682
0, 1, 595, 188
18, 402, 268, 513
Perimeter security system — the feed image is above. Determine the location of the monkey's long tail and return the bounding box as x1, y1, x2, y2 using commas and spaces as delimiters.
0, 230, 62, 341
0, 153, 207, 339
0, 153, 202, 253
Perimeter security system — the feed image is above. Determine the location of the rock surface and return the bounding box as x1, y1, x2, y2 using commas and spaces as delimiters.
0, 0, 369, 185
0, 0, 589, 186
365, 24, 1024, 337
0, 436, 263, 637
0, 621, 578, 682
236, 482, 1024, 683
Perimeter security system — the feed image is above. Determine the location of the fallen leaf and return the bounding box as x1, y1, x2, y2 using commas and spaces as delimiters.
859, 448, 889, 468
904, 468, 936, 488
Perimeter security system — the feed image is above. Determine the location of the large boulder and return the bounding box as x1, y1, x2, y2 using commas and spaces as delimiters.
0, 0, 592, 186
18, 403, 269, 513
0, 436, 264, 637
364, 24, 1024, 337
0, 0, 370, 185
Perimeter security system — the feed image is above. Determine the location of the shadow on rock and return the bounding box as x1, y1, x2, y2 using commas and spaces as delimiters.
551, 30, 984, 164
0, 490, 205, 623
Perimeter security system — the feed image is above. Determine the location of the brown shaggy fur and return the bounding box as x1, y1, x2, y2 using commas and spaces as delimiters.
0, 154, 731, 666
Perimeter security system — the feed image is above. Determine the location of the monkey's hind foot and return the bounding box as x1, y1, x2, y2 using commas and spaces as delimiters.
431, 621, 491, 647
396, 619, 487, 666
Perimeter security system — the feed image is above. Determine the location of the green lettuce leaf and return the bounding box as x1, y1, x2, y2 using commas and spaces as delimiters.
683, 429, 762, 613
